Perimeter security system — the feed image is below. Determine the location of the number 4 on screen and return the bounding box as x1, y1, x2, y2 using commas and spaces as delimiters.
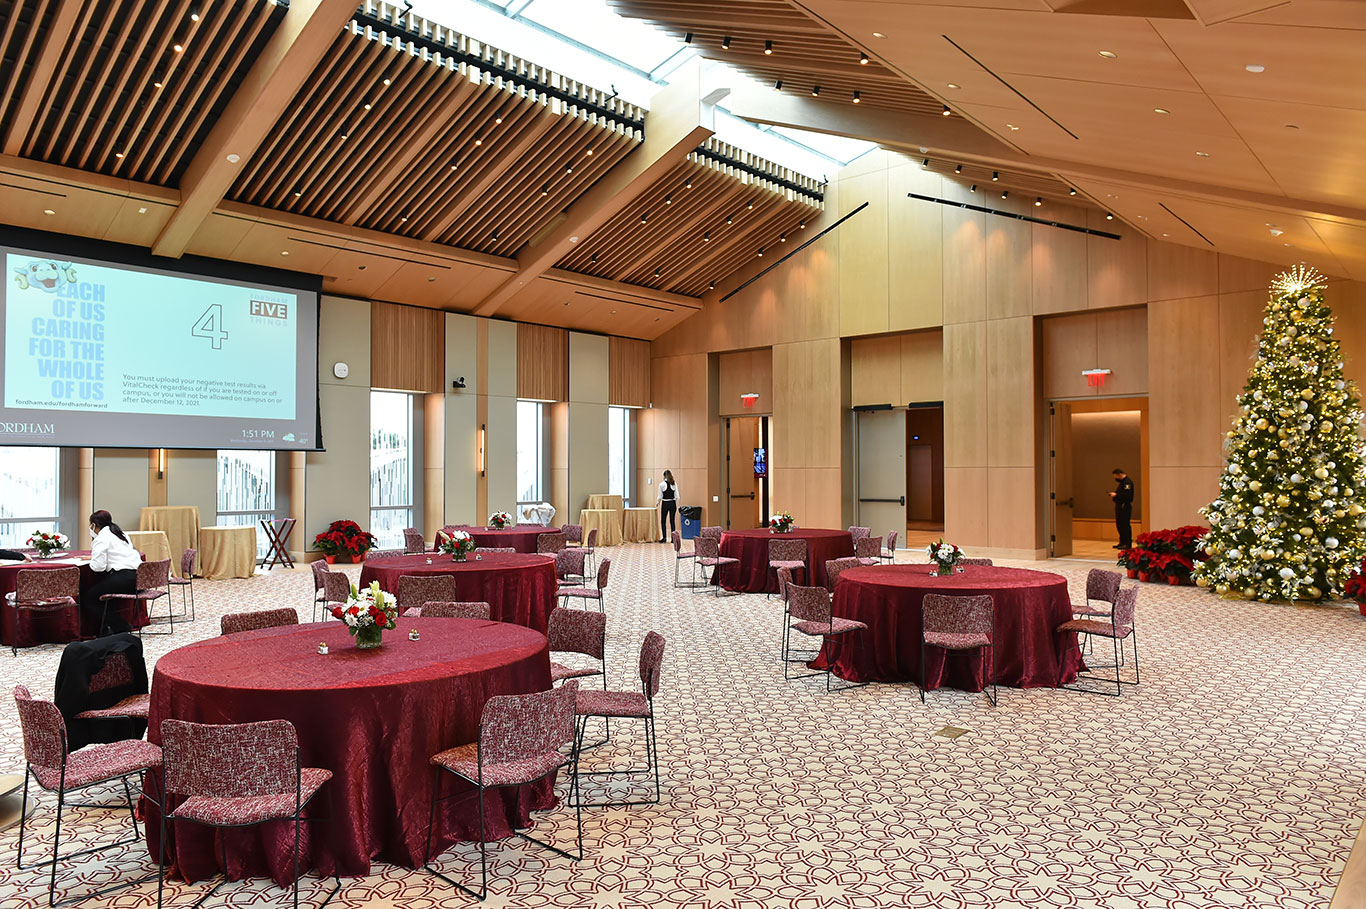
191, 304, 229, 349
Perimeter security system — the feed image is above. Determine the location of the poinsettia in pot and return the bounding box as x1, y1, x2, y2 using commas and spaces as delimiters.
26, 530, 68, 559
768, 512, 794, 533
926, 538, 964, 577
436, 529, 476, 562
487, 511, 513, 530
313, 520, 377, 564
1342, 557, 1366, 617
331, 581, 398, 649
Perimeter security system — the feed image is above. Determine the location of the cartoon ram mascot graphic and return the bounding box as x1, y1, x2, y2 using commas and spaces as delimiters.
12, 259, 78, 294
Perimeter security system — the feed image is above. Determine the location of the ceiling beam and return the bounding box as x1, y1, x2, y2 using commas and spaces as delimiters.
471, 61, 721, 317
724, 78, 1366, 229
150, 0, 362, 258
1, 0, 86, 156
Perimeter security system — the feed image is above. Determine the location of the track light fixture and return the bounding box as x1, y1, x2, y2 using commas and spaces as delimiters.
747, 201, 753, 210
859, 51, 870, 65
942, 104, 951, 116
812, 85, 820, 96
541, 184, 549, 195
491, 229, 499, 240
992, 171, 999, 181
641, 212, 648, 223
1035, 197, 1043, 206
921, 158, 929, 167
665, 194, 672, 204
969, 184, 977, 192
1001, 190, 1008, 199
799, 220, 806, 229
685, 178, 692, 189
764, 40, 772, 55
591, 253, 597, 263
1106, 212, 1114, 220
774, 79, 783, 90
726, 215, 733, 225
721, 36, 731, 49
954, 164, 963, 174
293, 186, 303, 197
655, 267, 662, 276
757, 248, 764, 257
709, 281, 715, 290
585, 146, 593, 155
684, 32, 693, 44
1068, 187, 1077, 196
566, 163, 573, 173
703, 231, 710, 242
852, 91, 861, 103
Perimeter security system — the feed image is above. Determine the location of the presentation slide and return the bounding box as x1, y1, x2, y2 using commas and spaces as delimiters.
0, 246, 320, 449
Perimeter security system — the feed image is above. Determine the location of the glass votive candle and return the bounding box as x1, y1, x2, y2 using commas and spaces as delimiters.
318, 642, 329, 655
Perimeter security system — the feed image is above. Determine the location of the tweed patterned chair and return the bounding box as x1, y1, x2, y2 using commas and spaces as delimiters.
537, 532, 568, 555
158, 719, 340, 909
558, 558, 611, 612
8, 567, 79, 655
425, 682, 582, 900
920, 593, 997, 706
398, 575, 458, 612
548, 606, 607, 687
775, 567, 795, 660
417, 601, 491, 620
403, 528, 428, 554
366, 549, 406, 561
564, 527, 598, 575
221, 607, 299, 636
561, 523, 584, 544
854, 537, 884, 566
574, 632, 666, 807
1060, 586, 1140, 697
1073, 568, 1122, 617
700, 526, 723, 540
311, 566, 351, 622
824, 557, 862, 593
167, 548, 197, 621
671, 532, 699, 588
881, 531, 898, 563
100, 559, 172, 636
555, 548, 589, 585
958, 557, 994, 568
73, 651, 151, 722
848, 526, 872, 546
767, 538, 808, 597
480, 547, 517, 553
783, 583, 868, 692
14, 685, 163, 907
693, 536, 738, 596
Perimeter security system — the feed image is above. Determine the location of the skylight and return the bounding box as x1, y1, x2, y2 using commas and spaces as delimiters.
406, 0, 876, 179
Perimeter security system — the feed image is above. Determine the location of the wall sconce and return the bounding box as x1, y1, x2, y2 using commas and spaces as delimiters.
157, 448, 166, 479
478, 424, 486, 476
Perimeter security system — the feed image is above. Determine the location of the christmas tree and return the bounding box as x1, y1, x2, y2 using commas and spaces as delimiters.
1194, 265, 1366, 602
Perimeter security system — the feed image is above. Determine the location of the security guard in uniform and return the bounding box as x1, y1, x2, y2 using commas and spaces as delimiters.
1109, 468, 1135, 549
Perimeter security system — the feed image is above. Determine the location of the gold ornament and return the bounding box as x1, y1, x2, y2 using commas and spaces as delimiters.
1215, 584, 1229, 596
1196, 576, 1210, 588
1305, 585, 1322, 599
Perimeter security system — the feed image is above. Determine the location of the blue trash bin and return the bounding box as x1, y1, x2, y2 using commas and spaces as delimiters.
679, 506, 702, 540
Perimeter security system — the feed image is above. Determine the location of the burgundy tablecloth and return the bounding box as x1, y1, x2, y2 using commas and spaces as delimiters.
359, 552, 556, 631
717, 528, 854, 593
813, 564, 1081, 688
433, 525, 559, 554
142, 617, 552, 883
0, 553, 146, 646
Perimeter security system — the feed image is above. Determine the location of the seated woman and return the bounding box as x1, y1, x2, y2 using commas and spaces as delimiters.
82, 510, 142, 634
0, 549, 32, 561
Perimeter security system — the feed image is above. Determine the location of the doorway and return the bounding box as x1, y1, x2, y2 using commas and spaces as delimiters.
905, 405, 944, 544
725, 416, 769, 529
1048, 397, 1149, 559
854, 404, 944, 548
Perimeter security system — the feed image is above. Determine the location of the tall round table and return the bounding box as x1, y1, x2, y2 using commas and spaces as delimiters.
434, 525, 560, 554
814, 564, 1081, 688
359, 552, 557, 631
717, 528, 854, 593
0, 553, 147, 646
143, 617, 553, 883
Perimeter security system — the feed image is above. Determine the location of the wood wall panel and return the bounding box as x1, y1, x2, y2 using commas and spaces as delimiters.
988, 466, 1039, 552
1087, 209, 1147, 310
371, 301, 444, 393
942, 321, 987, 468
1031, 221, 1087, 315
1148, 242, 1218, 302
608, 336, 651, 407
849, 335, 900, 407
888, 162, 944, 331
516, 323, 569, 402
837, 169, 890, 338
718, 349, 774, 416
985, 217, 1032, 321
1041, 313, 1098, 400
1148, 296, 1223, 468
1095, 306, 1150, 397
1042, 307, 1149, 399
942, 208, 986, 324
901, 330, 944, 404
986, 317, 1034, 468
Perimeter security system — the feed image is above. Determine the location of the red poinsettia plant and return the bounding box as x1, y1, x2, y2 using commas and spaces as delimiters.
1342, 557, 1366, 613
1119, 525, 1208, 583
312, 520, 377, 557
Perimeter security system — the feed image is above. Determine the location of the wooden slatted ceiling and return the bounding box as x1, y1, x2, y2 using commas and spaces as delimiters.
607, 0, 942, 116
10, 0, 284, 186
556, 139, 822, 298
0, 0, 58, 143
229, 10, 644, 259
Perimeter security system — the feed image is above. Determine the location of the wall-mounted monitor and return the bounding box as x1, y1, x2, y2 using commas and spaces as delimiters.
753, 447, 767, 477
1, 239, 321, 450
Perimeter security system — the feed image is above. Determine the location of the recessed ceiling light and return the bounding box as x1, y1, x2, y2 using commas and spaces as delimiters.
280, 250, 289, 256
1195, 151, 1210, 157
383, 78, 391, 86
872, 32, 887, 39
42, 209, 54, 216
1245, 63, 1265, 73
173, 44, 184, 53
1269, 228, 1284, 236
358, 265, 367, 270
427, 276, 436, 282
363, 103, 371, 110
153, 81, 163, 89
1098, 50, 1117, 58
1006, 123, 1020, 131
1154, 108, 1170, 115
225, 153, 240, 163
1285, 124, 1299, 130
190, 11, 199, 21
947, 83, 960, 89
115, 152, 124, 158
1162, 233, 1169, 237
137, 206, 147, 214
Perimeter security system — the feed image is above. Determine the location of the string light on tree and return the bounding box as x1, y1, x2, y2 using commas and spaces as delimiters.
1194, 265, 1366, 601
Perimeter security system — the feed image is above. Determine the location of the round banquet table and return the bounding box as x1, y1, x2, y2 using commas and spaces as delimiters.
359, 552, 556, 631
717, 528, 854, 593
0, 553, 148, 647
433, 524, 559, 554
813, 564, 1082, 688
142, 617, 553, 883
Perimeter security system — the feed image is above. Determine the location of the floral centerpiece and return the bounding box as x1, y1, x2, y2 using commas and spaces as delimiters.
26, 530, 68, 559
331, 581, 398, 649
313, 520, 376, 563
768, 512, 794, 533
926, 538, 964, 577
488, 511, 513, 530
1341, 557, 1366, 616
436, 529, 476, 561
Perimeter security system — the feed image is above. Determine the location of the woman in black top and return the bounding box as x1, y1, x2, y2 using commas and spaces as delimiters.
0, 549, 32, 561
657, 469, 679, 543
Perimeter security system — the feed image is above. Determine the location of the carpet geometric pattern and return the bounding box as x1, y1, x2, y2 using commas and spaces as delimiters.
0, 544, 1362, 908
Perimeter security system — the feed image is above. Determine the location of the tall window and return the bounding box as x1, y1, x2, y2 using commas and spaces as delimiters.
0, 447, 59, 548
608, 406, 633, 505
516, 400, 544, 504
216, 450, 276, 559
370, 391, 413, 549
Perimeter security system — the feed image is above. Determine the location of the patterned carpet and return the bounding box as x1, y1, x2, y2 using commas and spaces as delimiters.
0, 543, 1364, 908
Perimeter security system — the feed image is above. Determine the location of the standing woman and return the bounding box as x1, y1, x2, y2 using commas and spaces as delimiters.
83, 510, 142, 634
657, 469, 679, 543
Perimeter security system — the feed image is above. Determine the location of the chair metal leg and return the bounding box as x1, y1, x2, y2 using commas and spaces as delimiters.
17, 769, 29, 868
920, 638, 928, 703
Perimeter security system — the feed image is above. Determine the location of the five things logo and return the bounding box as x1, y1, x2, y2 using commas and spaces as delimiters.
12, 260, 77, 294
250, 299, 289, 320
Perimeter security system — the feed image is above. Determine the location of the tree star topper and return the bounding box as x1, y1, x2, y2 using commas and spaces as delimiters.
1272, 264, 1327, 296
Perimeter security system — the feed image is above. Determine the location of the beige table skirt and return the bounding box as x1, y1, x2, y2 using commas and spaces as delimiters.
199, 525, 258, 580
138, 506, 201, 577
126, 531, 171, 567
586, 494, 623, 514
579, 509, 623, 547
622, 507, 657, 543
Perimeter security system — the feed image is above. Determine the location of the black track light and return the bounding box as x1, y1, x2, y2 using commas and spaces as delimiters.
703, 231, 710, 242
764, 40, 772, 55
852, 91, 861, 104
969, 184, 977, 192
491, 229, 499, 240
799, 220, 805, 229
1001, 190, 1008, 199
684, 32, 693, 44
1034, 197, 1043, 207
941, 104, 951, 116
721, 36, 731, 49
709, 281, 715, 290
665, 194, 672, 204
591, 252, 598, 263
685, 178, 692, 189
726, 215, 733, 225
1106, 212, 1114, 220
859, 51, 869, 65
780, 233, 786, 242
757, 248, 764, 257
655, 267, 662, 276
541, 184, 549, 196
585, 146, 593, 156
641, 212, 648, 223
954, 164, 963, 174
566, 163, 573, 173
293, 186, 303, 197
747, 201, 754, 210
1069, 187, 1077, 196
992, 171, 999, 181
812, 85, 820, 96
774, 79, 783, 91
921, 158, 929, 167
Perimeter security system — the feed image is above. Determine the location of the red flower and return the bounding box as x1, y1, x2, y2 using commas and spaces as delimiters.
331, 606, 344, 619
